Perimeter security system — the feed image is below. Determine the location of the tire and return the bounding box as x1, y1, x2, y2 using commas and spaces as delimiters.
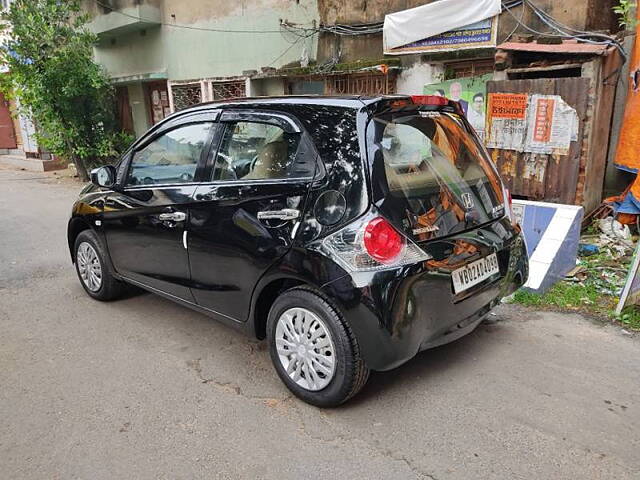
74, 229, 125, 301
267, 287, 370, 407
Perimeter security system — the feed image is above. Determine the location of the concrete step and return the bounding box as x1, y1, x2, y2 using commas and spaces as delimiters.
0, 154, 66, 172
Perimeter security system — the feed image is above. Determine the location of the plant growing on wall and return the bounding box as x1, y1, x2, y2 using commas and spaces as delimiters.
0, 0, 131, 181
613, 0, 637, 30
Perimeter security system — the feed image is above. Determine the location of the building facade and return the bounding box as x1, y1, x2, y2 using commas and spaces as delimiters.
84, 0, 621, 137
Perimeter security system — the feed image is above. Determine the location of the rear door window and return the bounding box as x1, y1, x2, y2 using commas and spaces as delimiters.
368, 111, 504, 242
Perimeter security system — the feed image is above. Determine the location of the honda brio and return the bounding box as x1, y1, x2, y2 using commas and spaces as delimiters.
68, 95, 528, 406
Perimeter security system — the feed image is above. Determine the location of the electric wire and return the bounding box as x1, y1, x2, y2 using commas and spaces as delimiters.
93, 0, 626, 62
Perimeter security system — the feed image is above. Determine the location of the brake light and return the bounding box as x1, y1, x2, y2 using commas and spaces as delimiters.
363, 217, 405, 264
410, 95, 449, 106
318, 212, 432, 272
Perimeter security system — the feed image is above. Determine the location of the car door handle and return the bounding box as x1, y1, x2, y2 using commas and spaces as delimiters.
257, 209, 300, 221
157, 211, 187, 222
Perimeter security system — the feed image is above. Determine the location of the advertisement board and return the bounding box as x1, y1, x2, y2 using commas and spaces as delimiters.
424, 74, 492, 140
385, 17, 498, 55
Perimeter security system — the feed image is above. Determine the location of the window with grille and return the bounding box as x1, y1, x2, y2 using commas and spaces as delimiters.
444, 59, 494, 80
171, 83, 203, 111
211, 81, 246, 100
324, 73, 396, 96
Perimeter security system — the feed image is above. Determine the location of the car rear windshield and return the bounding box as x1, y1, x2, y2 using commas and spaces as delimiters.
368, 111, 504, 242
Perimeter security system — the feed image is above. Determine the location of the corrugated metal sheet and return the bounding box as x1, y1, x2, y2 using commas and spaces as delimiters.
487, 78, 590, 205
497, 40, 611, 55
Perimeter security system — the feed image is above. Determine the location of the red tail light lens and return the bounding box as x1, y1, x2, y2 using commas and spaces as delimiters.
363, 217, 405, 264
410, 95, 449, 106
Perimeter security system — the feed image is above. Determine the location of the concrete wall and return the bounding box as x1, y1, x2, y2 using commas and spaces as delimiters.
89, 0, 320, 82
396, 60, 443, 95
248, 77, 287, 97
315, 0, 620, 64
94, 27, 166, 81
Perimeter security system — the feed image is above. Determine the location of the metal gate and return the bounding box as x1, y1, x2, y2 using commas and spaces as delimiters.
486, 78, 590, 205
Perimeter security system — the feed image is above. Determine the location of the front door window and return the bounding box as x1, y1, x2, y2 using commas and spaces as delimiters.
127, 122, 213, 186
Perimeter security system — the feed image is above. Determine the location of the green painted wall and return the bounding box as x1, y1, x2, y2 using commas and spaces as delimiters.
94, 27, 166, 81
92, 0, 319, 82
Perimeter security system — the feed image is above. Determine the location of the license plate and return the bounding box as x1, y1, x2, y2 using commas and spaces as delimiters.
451, 253, 499, 294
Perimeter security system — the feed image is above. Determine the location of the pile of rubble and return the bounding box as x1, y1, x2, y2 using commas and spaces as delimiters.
566, 217, 636, 297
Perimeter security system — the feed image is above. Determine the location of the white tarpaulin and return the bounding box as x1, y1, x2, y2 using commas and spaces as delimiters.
383, 0, 502, 51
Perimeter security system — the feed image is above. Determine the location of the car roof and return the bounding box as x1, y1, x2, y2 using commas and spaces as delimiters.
176, 95, 408, 114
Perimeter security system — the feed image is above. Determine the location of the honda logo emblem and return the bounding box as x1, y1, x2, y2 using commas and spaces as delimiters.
461, 193, 474, 209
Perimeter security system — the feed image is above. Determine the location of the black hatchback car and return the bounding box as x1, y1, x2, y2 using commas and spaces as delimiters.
68, 95, 527, 406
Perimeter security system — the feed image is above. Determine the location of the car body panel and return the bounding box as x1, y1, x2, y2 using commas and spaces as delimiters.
188, 180, 311, 320
102, 185, 196, 300
67, 95, 528, 373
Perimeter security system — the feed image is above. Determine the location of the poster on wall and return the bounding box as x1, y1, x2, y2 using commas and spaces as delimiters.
424, 73, 492, 140
485, 93, 579, 154
485, 93, 528, 150
385, 17, 498, 55
524, 94, 579, 155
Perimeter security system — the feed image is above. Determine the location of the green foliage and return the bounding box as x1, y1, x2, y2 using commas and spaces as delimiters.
0, 0, 129, 179
511, 249, 639, 331
511, 282, 609, 313
613, 0, 637, 30
617, 306, 640, 329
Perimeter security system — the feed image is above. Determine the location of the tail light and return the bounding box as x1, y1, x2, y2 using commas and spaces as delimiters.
319, 213, 431, 272
363, 217, 405, 264
410, 95, 449, 106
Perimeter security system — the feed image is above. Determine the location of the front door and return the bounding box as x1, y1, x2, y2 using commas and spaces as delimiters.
103, 118, 217, 300
187, 111, 319, 321
0, 93, 17, 149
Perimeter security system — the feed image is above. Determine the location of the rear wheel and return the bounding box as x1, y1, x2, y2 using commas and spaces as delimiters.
74, 229, 124, 301
267, 287, 369, 407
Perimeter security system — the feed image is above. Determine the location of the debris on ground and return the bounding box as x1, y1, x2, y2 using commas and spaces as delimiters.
512, 215, 640, 331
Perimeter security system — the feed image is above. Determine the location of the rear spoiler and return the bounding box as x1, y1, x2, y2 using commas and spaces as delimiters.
374, 95, 465, 117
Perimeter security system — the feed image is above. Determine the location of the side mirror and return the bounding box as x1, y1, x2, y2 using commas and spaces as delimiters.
90, 165, 117, 189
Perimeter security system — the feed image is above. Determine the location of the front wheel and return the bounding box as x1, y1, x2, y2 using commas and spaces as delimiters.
74, 229, 125, 301
267, 287, 369, 407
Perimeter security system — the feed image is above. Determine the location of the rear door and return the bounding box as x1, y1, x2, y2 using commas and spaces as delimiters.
103, 111, 220, 300
187, 110, 320, 321
368, 107, 511, 297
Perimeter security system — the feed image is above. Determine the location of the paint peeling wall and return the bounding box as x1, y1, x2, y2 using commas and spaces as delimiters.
315, 0, 619, 65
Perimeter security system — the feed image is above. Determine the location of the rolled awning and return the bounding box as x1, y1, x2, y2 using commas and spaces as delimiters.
383, 0, 502, 51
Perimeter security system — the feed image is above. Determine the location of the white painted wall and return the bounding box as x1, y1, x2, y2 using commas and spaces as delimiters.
396, 62, 445, 95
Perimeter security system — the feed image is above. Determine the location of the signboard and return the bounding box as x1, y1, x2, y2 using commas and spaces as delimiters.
485, 93, 528, 150
485, 93, 579, 154
424, 73, 492, 140
385, 17, 498, 55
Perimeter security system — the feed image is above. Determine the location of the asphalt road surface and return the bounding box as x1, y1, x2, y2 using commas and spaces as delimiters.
1, 167, 639, 479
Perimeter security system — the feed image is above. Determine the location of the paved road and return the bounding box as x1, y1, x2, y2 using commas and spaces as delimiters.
1, 167, 639, 480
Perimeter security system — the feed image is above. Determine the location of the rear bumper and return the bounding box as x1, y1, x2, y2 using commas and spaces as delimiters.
321, 226, 528, 371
